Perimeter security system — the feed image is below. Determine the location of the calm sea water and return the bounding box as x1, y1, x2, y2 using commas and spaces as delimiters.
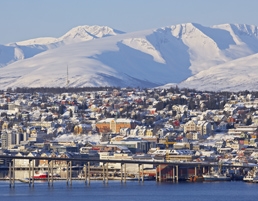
1, 180, 258, 201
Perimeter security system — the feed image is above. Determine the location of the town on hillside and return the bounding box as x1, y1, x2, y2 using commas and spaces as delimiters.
1, 87, 258, 181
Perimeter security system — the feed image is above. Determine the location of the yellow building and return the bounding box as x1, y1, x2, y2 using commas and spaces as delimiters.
96, 118, 137, 133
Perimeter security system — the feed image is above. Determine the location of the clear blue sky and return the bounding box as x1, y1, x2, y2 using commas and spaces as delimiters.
1, 0, 258, 44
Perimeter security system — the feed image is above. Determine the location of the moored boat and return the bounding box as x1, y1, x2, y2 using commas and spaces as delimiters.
243, 172, 254, 182
243, 167, 258, 183
140, 168, 156, 178
203, 172, 231, 181
187, 175, 204, 182
252, 176, 258, 183
18, 178, 30, 183
33, 171, 48, 179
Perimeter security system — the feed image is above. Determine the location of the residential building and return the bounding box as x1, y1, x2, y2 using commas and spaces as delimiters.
96, 118, 138, 133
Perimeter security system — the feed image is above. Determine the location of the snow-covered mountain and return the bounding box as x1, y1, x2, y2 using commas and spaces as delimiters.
0, 25, 123, 67
1, 23, 258, 91
179, 53, 258, 92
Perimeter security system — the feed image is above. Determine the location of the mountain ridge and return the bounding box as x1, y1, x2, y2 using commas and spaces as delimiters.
0, 25, 124, 68
1, 23, 258, 91
14, 25, 125, 46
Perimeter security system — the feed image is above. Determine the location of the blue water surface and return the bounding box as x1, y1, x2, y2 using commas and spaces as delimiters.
1, 180, 258, 201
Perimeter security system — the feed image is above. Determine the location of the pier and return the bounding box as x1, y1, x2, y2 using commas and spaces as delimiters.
0, 155, 256, 187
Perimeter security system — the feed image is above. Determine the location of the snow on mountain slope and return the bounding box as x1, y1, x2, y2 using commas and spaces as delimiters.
0, 43, 48, 67
1, 23, 258, 90
122, 38, 166, 63
0, 27, 193, 89
15, 25, 124, 46
0, 25, 124, 68
59, 25, 124, 44
169, 23, 258, 74
178, 53, 258, 92
169, 23, 230, 74
14, 37, 60, 46
213, 24, 258, 48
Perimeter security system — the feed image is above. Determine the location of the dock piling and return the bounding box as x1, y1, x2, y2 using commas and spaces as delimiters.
173, 166, 175, 181
84, 164, 87, 184
66, 162, 69, 186
32, 160, 34, 187
176, 165, 178, 182
159, 165, 161, 182
47, 161, 50, 186
51, 160, 54, 186
102, 162, 105, 183
9, 162, 12, 188
106, 162, 108, 183
141, 164, 144, 182
124, 163, 126, 183
69, 161, 72, 186
87, 162, 90, 185
12, 160, 15, 188
120, 163, 123, 182
138, 164, 141, 182
28, 160, 31, 187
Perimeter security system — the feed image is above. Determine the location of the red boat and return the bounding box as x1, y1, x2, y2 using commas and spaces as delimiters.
141, 168, 156, 177
33, 171, 48, 179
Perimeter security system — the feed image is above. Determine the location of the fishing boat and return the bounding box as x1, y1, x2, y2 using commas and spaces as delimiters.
243, 167, 258, 183
140, 168, 156, 178
243, 171, 254, 182
187, 175, 204, 182
49, 173, 60, 178
203, 171, 231, 181
252, 176, 258, 183
33, 171, 48, 179
18, 178, 30, 183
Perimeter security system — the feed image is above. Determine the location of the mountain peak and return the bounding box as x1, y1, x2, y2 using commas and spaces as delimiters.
14, 25, 125, 46
60, 25, 125, 43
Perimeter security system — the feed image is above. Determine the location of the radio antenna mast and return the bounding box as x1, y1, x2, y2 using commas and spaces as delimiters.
66, 65, 70, 90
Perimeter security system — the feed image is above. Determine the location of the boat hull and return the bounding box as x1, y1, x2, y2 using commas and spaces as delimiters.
33, 171, 48, 179
203, 175, 231, 181
187, 175, 204, 182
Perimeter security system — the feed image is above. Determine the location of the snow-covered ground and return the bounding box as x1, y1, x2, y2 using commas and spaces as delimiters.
54, 133, 101, 145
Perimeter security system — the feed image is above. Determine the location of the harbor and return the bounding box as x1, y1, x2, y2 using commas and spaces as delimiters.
1, 154, 258, 188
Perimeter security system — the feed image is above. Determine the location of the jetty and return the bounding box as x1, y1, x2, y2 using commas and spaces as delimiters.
0, 154, 257, 187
